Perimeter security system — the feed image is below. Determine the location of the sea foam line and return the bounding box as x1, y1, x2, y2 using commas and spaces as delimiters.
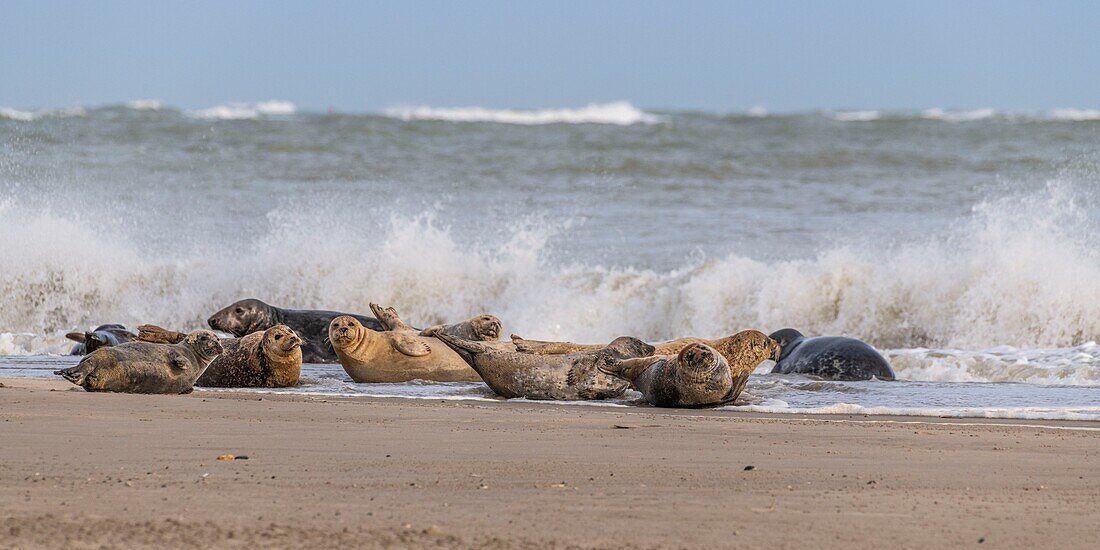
383, 101, 661, 125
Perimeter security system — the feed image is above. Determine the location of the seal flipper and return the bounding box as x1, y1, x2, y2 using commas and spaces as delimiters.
389, 333, 431, 357
65, 332, 88, 343
137, 324, 187, 344
170, 354, 190, 371
432, 332, 490, 367
369, 303, 415, 332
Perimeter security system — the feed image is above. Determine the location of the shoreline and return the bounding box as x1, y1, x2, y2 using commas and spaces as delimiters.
2, 377, 1098, 548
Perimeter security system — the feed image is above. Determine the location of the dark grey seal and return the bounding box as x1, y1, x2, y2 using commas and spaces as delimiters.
207, 298, 383, 363
768, 328, 895, 381
55, 330, 223, 394
66, 324, 137, 355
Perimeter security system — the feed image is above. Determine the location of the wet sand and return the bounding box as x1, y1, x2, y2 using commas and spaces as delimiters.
1, 377, 1097, 548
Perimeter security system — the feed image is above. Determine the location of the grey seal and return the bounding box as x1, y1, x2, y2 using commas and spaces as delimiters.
54, 330, 223, 394
769, 328, 895, 381
66, 324, 137, 355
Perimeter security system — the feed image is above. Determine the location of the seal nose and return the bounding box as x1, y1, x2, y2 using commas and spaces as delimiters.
208, 318, 217, 329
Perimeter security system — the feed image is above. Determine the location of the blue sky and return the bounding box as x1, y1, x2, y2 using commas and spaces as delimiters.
2, 0, 1097, 112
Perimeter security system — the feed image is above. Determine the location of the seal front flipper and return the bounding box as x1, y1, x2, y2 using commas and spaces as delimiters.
170, 353, 191, 371
389, 333, 431, 357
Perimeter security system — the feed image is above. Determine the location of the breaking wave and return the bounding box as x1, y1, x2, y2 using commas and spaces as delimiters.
186, 100, 297, 120
383, 101, 661, 125
0, 106, 86, 121
829, 110, 881, 122
0, 182, 1097, 386
922, 108, 997, 122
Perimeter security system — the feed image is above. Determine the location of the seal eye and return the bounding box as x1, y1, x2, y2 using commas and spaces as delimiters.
235, 308, 244, 314
274, 334, 282, 340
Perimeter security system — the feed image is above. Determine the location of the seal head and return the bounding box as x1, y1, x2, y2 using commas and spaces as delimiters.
208, 298, 274, 337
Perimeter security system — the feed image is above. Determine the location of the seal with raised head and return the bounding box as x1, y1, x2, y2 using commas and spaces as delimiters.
207, 298, 384, 363
66, 324, 137, 355
197, 325, 303, 388
435, 332, 653, 400
328, 312, 479, 383
419, 314, 503, 342
599, 331, 778, 408
511, 331, 778, 371
769, 328, 895, 381
54, 330, 223, 394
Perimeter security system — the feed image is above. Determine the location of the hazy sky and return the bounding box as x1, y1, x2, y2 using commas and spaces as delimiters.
2, 0, 1097, 112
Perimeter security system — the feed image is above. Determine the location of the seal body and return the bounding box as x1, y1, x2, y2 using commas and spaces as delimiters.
769, 328, 895, 381
599, 332, 778, 408
197, 325, 303, 388
207, 298, 384, 363
599, 343, 733, 408
436, 333, 652, 400
329, 315, 479, 383
66, 324, 137, 355
54, 330, 223, 394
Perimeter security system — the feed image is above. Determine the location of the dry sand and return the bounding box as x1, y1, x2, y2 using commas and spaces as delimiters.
1, 377, 1097, 548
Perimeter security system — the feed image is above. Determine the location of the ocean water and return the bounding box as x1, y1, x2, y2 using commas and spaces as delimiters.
2, 101, 1098, 420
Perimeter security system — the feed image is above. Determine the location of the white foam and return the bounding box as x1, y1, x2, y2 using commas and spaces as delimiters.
829, 110, 881, 122
0, 106, 86, 121
383, 101, 661, 125
733, 401, 1100, 421
746, 106, 769, 117
0, 183, 1098, 389
922, 108, 997, 122
1050, 108, 1100, 121
124, 99, 163, 111
186, 100, 297, 120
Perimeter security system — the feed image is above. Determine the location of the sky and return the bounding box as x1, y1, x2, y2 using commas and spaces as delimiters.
1, 0, 1098, 113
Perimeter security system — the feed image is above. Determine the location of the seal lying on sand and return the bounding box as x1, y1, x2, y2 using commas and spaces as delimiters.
769, 328, 895, 381
66, 324, 136, 355
54, 330, 222, 394
197, 325, 302, 388
598, 331, 778, 408
435, 332, 653, 400
329, 313, 479, 383
207, 298, 384, 363
138, 324, 304, 387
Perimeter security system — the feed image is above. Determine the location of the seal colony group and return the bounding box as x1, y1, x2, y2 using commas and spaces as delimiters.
54, 298, 896, 407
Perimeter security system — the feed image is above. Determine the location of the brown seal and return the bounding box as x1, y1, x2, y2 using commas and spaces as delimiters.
54, 330, 223, 394
597, 330, 779, 408
197, 325, 303, 388
328, 308, 479, 383
512, 332, 778, 370
137, 324, 186, 344
435, 332, 653, 400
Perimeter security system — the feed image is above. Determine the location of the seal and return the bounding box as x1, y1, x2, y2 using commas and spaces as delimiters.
328, 312, 479, 383
419, 314, 503, 342
598, 331, 778, 408
207, 298, 384, 363
435, 332, 654, 400
196, 325, 303, 388
511, 331, 779, 373
768, 328, 895, 381
54, 330, 223, 394
66, 324, 136, 355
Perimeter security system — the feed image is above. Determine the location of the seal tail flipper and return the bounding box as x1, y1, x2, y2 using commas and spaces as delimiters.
137, 324, 186, 344
55, 363, 89, 385
368, 303, 414, 332
65, 332, 88, 343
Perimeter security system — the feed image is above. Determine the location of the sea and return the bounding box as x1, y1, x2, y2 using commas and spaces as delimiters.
1, 100, 1098, 421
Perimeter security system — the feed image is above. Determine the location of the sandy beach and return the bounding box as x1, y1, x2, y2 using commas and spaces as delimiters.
0, 378, 1096, 548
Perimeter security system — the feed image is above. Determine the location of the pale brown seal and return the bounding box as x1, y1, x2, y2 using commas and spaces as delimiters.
197, 325, 303, 388
512, 331, 779, 370
434, 332, 654, 400
328, 312, 479, 383
137, 324, 186, 344
54, 330, 223, 394
597, 330, 779, 408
